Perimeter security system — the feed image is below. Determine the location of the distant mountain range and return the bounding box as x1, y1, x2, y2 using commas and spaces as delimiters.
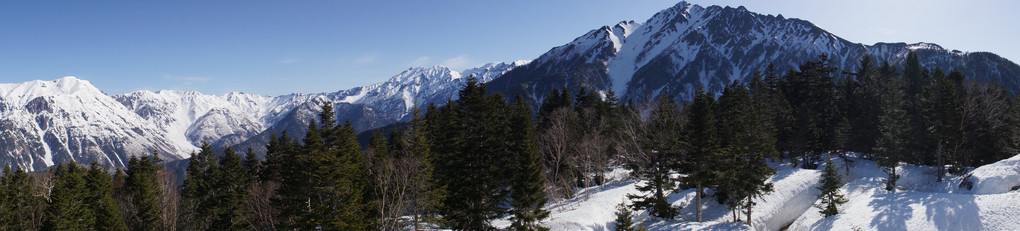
2, 1, 1018, 171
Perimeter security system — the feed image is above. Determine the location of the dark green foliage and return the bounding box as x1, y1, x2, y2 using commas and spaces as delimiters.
779, 55, 839, 167
86, 163, 128, 231
816, 160, 847, 217
43, 162, 92, 231
124, 152, 164, 231
211, 147, 251, 230
924, 69, 965, 181
1, 166, 42, 230
627, 94, 682, 219
842, 56, 883, 153
903, 52, 936, 163
433, 78, 512, 230
874, 62, 908, 192
509, 96, 550, 231
613, 202, 647, 231
182, 142, 219, 230
681, 85, 720, 222
715, 80, 777, 224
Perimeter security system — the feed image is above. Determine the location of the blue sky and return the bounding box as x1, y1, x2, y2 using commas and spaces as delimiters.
1, 0, 1017, 96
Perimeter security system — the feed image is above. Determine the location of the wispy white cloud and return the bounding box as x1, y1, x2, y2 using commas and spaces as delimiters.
409, 56, 430, 67
354, 53, 378, 64
440, 55, 471, 70
163, 75, 210, 85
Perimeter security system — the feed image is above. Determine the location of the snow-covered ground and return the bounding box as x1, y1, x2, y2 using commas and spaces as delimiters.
501, 153, 1020, 231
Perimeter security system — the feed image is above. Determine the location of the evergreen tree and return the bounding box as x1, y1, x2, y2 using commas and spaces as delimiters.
182, 142, 219, 230
780, 55, 838, 167
874, 62, 908, 193
627, 94, 681, 219
211, 147, 251, 230
715, 80, 777, 224
612, 202, 647, 231
1, 166, 41, 230
43, 162, 93, 231
125, 153, 164, 231
816, 160, 847, 217
924, 69, 965, 181
845, 55, 882, 153
402, 107, 444, 230
681, 85, 720, 222
508, 95, 550, 231
86, 163, 128, 231
902, 51, 934, 163
243, 147, 263, 182
435, 77, 512, 230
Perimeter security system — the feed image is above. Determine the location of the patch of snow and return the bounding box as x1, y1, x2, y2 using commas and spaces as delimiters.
966, 154, 1020, 194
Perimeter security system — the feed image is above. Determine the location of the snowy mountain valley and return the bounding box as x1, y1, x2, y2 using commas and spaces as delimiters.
1, 1, 1020, 231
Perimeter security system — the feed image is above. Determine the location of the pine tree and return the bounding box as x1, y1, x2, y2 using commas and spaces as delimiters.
44, 161, 93, 231
627, 94, 681, 220
436, 77, 512, 230
816, 160, 847, 217
403, 106, 444, 230
613, 202, 647, 231
925, 69, 965, 181
1, 166, 40, 230
182, 142, 219, 230
874, 62, 908, 193
508, 95, 550, 231
86, 163, 128, 231
902, 51, 934, 163
780, 55, 838, 167
243, 147, 263, 182
125, 153, 164, 231
212, 147, 251, 230
716, 80, 777, 224
681, 85, 720, 222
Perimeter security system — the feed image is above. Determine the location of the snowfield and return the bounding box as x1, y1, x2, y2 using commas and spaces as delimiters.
506, 153, 1020, 231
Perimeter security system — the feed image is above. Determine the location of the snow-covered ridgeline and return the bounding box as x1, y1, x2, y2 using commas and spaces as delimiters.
0, 61, 528, 170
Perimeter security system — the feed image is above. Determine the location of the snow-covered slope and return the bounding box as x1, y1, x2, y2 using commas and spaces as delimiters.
0, 77, 184, 171
503, 154, 1020, 231
489, 1, 1020, 104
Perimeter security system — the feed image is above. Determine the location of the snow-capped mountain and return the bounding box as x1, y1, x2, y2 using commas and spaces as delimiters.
0, 61, 526, 170
490, 1, 1020, 104
0, 77, 184, 171
232, 61, 529, 156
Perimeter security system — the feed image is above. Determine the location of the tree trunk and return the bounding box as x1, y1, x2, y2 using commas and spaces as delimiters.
745, 196, 753, 225
696, 183, 703, 222
937, 143, 944, 182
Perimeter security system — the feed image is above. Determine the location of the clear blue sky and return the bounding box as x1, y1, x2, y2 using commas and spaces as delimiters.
1, 0, 1017, 96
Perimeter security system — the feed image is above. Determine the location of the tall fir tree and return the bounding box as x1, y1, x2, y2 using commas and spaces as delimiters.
627, 94, 682, 219
715, 80, 777, 224
874, 61, 908, 192
211, 147, 252, 230
403, 106, 445, 230
924, 69, 965, 181
86, 163, 128, 231
125, 152, 164, 231
181, 141, 219, 230
681, 85, 720, 222
1, 166, 41, 230
43, 162, 93, 231
508, 95, 550, 231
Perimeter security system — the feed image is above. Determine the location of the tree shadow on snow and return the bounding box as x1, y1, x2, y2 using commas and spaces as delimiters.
866, 191, 981, 230
868, 192, 916, 230
922, 193, 981, 230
